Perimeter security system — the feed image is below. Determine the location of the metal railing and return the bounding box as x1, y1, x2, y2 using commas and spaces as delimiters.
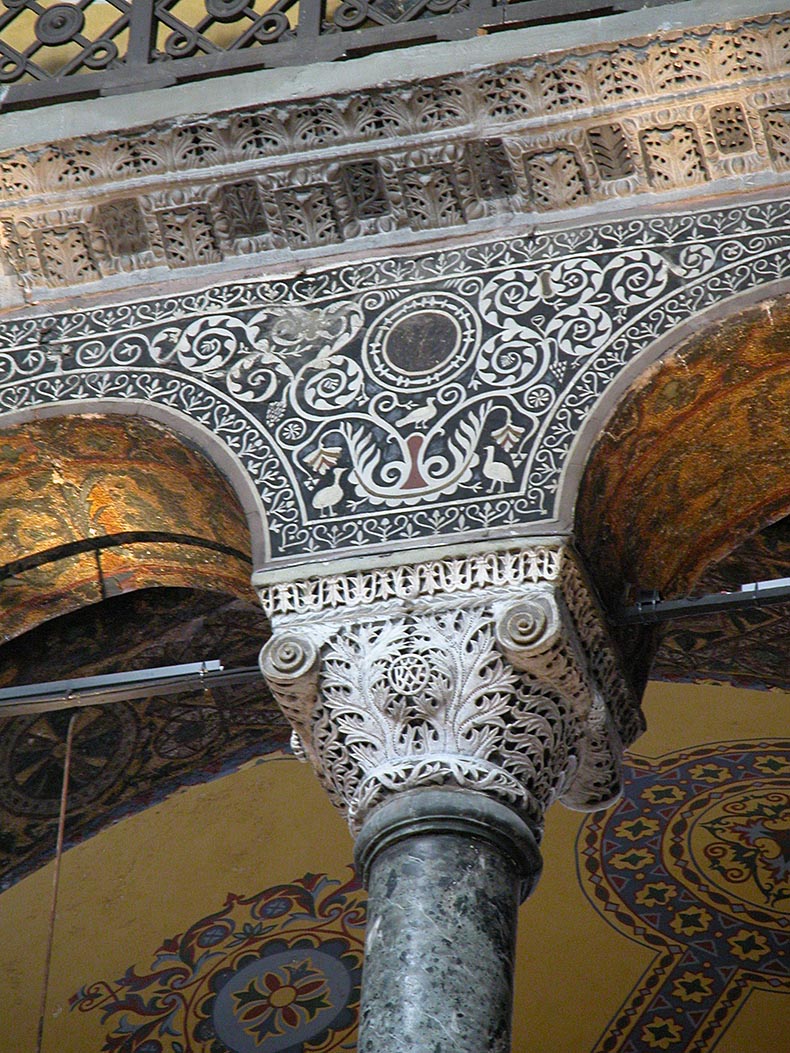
0, 0, 682, 111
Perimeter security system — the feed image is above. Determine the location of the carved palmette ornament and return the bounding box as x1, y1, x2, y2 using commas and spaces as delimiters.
259, 543, 642, 835
3, 11, 790, 298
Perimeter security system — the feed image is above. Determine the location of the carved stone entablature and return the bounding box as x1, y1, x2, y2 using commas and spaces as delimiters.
258, 541, 643, 835
2, 11, 790, 297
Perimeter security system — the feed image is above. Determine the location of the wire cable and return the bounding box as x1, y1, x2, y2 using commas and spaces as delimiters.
35, 712, 76, 1053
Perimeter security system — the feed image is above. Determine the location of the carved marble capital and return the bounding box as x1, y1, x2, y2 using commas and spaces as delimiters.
258, 542, 643, 836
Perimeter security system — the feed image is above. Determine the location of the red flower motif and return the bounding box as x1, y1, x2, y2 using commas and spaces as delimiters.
233, 961, 331, 1041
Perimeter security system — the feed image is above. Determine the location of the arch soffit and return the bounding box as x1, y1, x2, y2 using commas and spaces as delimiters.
0, 399, 268, 567
575, 293, 790, 606
0, 404, 266, 641
558, 278, 790, 530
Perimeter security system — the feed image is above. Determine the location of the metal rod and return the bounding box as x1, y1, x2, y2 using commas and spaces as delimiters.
125, 0, 156, 65
2, 582, 787, 713
618, 580, 790, 625
0, 662, 265, 717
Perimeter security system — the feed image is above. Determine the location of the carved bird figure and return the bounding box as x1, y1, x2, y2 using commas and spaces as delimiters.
312, 467, 346, 516
482, 445, 513, 492
339, 408, 486, 503
398, 397, 437, 430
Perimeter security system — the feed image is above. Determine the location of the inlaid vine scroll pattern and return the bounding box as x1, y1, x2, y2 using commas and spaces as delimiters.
1, 199, 790, 563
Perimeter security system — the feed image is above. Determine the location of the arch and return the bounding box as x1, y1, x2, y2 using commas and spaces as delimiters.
575, 292, 790, 608
558, 278, 790, 533
0, 406, 281, 889
0, 406, 267, 642
0, 399, 269, 568
3, 197, 790, 568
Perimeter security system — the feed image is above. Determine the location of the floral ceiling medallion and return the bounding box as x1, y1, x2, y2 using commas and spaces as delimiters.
72, 872, 364, 1053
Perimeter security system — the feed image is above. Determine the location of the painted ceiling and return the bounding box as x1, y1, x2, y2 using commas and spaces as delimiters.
0, 414, 254, 641
0, 586, 281, 892
577, 295, 790, 696
576, 295, 790, 605
0, 413, 278, 891
0, 681, 786, 1053
653, 515, 790, 691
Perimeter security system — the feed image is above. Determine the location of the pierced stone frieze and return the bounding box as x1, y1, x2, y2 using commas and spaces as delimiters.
640, 123, 708, 189
157, 205, 222, 268
274, 185, 342, 249
329, 158, 401, 241
385, 142, 477, 232
0, 14, 785, 201
3, 208, 106, 289
92, 198, 162, 275
0, 218, 36, 286
524, 148, 590, 212
586, 123, 636, 181
259, 543, 641, 834
36, 226, 98, 285
2, 12, 790, 295
339, 161, 390, 221
763, 109, 790, 170
95, 199, 151, 259
217, 181, 270, 241
0, 13, 787, 296
209, 180, 273, 259
466, 139, 519, 214
398, 165, 465, 231
710, 103, 754, 155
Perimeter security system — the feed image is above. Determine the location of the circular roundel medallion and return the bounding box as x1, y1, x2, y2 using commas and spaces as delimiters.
386, 653, 431, 697
363, 292, 480, 392
211, 939, 358, 1053
0, 706, 138, 817
35, 3, 85, 45
668, 782, 790, 922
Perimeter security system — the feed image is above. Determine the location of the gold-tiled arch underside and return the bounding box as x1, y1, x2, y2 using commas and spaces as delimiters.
577, 295, 790, 605
0, 413, 254, 642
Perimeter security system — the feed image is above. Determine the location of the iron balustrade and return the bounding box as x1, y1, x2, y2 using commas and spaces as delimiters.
1, 0, 686, 111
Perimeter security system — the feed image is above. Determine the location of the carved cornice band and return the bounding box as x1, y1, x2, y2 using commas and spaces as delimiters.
2, 11, 790, 298
259, 542, 643, 835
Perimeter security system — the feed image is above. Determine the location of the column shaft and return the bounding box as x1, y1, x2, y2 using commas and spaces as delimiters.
360, 831, 519, 1053
258, 544, 643, 1053
354, 790, 541, 1053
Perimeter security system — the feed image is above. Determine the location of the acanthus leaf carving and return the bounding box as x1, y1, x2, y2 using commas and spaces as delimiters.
258, 543, 642, 835
3, 12, 790, 292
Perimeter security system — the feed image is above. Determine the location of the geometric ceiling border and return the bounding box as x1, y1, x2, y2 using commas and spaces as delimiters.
577, 740, 790, 1053
2, 196, 790, 570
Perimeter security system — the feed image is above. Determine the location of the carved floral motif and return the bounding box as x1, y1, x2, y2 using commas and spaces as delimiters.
259, 543, 640, 834
1, 199, 790, 562
2, 13, 790, 293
